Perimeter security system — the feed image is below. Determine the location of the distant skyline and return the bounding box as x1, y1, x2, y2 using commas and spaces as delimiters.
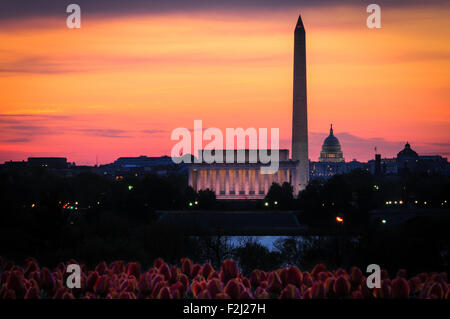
0, 2, 449, 165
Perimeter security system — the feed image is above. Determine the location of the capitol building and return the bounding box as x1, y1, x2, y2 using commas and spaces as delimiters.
318, 124, 345, 163
310, 125, 365, 179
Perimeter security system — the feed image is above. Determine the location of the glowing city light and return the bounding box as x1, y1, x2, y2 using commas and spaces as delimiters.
336, 216, 344, 223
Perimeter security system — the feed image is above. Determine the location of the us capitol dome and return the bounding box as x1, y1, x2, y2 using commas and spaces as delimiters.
318, 124, 345, 163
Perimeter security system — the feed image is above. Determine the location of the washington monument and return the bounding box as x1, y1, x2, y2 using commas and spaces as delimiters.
292, 15, 309, 193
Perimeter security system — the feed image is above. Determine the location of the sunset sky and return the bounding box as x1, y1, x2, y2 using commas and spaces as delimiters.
0, 1, 449, 165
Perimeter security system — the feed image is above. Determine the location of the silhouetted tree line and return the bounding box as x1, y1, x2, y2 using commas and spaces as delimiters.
0, 167, 449, 273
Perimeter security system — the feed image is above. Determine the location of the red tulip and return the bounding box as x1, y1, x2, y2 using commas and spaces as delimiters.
24, 260, 39, 278
359, 278, 372, 299
310, 281, 325, 299
62, 292, 75, 299
151, 280, 167, 299
352, 290, 364, 299
0, 271, 10, 286
267, 271, 282, 294
250, 269, 262, 287
350, 267, 363, 286
127, 262, 141, 279
396, 269, 407, 278
302, 272, 313, 288
335, 268, 348, 279
6, 270, 26, 299
302, 287, 311, 299
3, 261, 14, 272
256, 289, 270, 299
333, 276, 351, 298
196, 289, 212, 299
169, 265, 180, 284
28, 271, 40, 284
190, 281, 207, 298
430, 273, 446, 286
440, 272, 447, 283
324, 277, 336, 298
286, 266, 302, 288
317, 272, 329, 283
224, 278, 244, 299
279, 268, 288, 287
207, 270, 219, 280
191, 264, 203, 279
177, 273, 189, 292
202, 263, 214, 279
86, 271, 99, 291
158, 263, 172, 281
94, 275, 110, 296
392, 277, 410, 299
239, 290, 254, 299
181, 258, 193, 276
215, 292, 230, 299
24, 284, 41, 299
373, 280, 391, 299
207, 278, 224, 298
311, 264, 327, 279
53, 287, 66, 299
417, 272, 428, 283
95, 261, 108, 275
106, 290, 119, 299
119, 291, 136, 299
170, 281, 186, 299
280, 284, 301, 299
426, 282, 444, 299
3, 289, 16, 299
153, 258, 165, 269
157, 286, 172, 299
220, 260, 239, 284
259, 280, 268, 290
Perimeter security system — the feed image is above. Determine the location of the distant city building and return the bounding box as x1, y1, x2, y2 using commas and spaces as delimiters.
114, 155, 175, 168
27, 157, 68, 169
310, 160, 366, 179
188, 150, 298, 200
369, 142, 449, 176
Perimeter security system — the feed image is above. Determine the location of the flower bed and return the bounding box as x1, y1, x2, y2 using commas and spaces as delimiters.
0, 257, 448, 299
